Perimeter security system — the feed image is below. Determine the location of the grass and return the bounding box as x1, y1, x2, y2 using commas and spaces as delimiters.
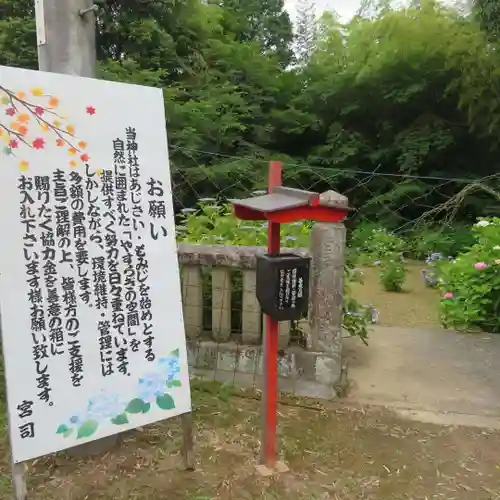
351, 261, 442, 329
0, 381, 499, 499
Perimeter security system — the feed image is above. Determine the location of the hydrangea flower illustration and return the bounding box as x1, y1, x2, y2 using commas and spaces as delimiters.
86, 391, 127, 421
158, 353, 181, 385
138, 372, 167, 402
56, 391, 128, 439
57, 349, 182, 440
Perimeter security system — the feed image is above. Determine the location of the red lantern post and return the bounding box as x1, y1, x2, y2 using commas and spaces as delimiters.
230, 161, 352, 472
262, 160, 282, 466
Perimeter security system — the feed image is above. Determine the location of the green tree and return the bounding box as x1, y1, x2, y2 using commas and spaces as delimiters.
474, 0, 500, 38
295, 0, 318, 65
276, 4, 500, 225
212, 0, 294, 65
0, 0, 37, 69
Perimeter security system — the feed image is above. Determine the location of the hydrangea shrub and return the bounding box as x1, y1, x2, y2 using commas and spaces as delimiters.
438, 218, 500, 333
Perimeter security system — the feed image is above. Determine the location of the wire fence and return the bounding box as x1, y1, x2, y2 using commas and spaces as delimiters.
170, 146, 500, 238
172, 149, 500, 395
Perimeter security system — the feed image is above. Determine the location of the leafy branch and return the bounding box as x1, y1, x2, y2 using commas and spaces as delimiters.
0, 84, 82, 153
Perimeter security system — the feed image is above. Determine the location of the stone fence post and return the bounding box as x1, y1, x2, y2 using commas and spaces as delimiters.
308, 190, 348, 385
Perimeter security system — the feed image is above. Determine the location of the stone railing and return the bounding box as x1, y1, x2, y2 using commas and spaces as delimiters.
178, 244, 309, 348
177, 189, 348, 399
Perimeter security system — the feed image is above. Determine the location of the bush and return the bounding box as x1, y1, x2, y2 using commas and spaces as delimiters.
178, 200, 372, 343
407, 224, 475, 260
379, 254, 406, 292
177, 200, 312, 247
438, 217, 500, 333
350, 226, 406, 264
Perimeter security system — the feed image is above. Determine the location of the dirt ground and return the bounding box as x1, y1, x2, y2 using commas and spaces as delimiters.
351, 262, 442, 329
2, 381, 499, 500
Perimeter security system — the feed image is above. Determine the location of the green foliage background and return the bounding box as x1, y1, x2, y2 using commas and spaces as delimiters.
1, 0, 499, 226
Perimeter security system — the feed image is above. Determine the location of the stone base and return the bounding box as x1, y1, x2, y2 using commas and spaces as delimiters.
188, 341, 342, 400
255, 461, 289, 477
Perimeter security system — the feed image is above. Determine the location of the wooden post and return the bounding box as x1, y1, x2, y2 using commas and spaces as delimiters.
180, 413, 195, 471
1, 300, 27, 500
11, 462, 27, 500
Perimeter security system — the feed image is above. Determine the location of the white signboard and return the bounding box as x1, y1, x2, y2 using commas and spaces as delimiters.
0, 65, 191, 463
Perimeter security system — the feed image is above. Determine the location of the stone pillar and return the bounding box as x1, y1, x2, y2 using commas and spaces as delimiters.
308, 190, 348, 385
241, 270, 261, 344
211, 267, 232, 342
182, 265, 203, 339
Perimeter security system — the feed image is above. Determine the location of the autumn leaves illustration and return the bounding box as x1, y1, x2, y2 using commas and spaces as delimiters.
0, 84, 96, 171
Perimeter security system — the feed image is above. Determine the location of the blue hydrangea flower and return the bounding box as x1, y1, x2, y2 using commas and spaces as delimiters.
85, 391, 127, 421
65, 414, 83, 427
158, 356, 181, 383
421, 269, 438, 287
426, 252, 444, 265
138, 372, 166, 402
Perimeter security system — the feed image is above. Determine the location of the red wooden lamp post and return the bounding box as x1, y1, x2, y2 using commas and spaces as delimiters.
230, 161, 352, 471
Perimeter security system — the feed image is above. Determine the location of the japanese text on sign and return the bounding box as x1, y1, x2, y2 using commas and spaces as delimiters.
0, 65, 191, 463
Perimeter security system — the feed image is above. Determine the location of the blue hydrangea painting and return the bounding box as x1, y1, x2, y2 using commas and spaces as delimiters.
57, 350, 182, 439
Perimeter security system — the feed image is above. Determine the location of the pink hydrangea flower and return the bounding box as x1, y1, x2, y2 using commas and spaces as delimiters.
474, 262, 488, 270
443, 292, 454, 299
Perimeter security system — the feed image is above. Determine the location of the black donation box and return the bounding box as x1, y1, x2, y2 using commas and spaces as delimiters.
256, 253, 310, 322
